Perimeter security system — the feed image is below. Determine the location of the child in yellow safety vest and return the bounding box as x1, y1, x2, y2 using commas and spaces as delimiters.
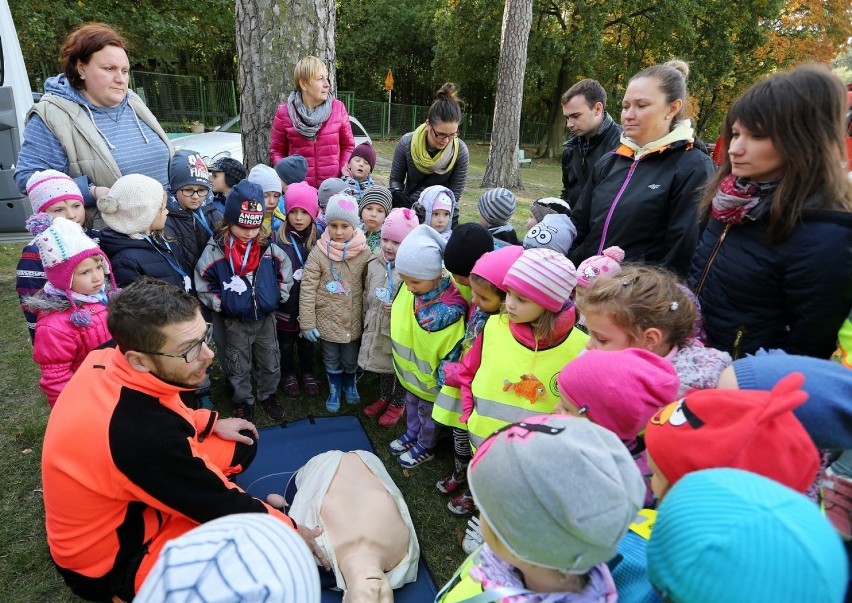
389, 225, 467, 469
456, 248, 589, 452
435, 415, 645, 602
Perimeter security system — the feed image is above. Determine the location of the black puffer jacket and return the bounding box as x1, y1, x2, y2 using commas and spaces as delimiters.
690, 208, 852, 359
561, 113, 622, 209
569, 140, 715, 276
98, 228, 190, 290
163, 194, 222, 273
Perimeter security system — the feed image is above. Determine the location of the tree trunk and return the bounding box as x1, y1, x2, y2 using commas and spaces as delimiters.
481, 0, 533, 190
536, 57, 571, 159
236, 0, 336, 169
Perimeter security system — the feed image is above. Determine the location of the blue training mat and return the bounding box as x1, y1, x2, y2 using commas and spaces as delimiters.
235, 415, 439, 602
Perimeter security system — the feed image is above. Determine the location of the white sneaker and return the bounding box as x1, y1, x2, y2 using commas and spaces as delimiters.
461, 515, 483, 555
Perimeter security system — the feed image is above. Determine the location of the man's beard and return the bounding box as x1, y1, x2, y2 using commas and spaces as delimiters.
150, 358, 211, 390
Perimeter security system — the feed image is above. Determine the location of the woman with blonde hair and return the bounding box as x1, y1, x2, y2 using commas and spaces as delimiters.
690, 63, 852, 359
569, 60, 715, 276
269, 56, 355, 188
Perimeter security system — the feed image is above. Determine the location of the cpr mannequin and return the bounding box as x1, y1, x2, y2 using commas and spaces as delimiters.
268, 450, 419, 602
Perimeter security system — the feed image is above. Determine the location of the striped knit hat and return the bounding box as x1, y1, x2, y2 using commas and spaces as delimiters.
502, 248, 577, 312
26, 169, 84, 213
478, 187, 517, 226
359, 185, 393, 216
135, 514, 321, 603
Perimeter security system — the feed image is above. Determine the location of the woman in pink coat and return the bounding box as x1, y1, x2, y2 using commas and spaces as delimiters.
269, 56, 355, 188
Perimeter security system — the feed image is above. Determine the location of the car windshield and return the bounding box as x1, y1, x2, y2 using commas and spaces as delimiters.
219, 117, 241, 134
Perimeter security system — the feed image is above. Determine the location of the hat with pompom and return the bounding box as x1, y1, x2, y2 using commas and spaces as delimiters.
576, 246, 625, 288
26, 214, 115, 326
26, 169, 84, 213
97, 174, 166, 235
381, 207, 419, 244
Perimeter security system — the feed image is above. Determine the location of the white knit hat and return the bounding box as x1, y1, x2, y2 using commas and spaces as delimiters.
26, 169, 84, 213
134, 514, 321, 603
25, 214, 115, 326
97, 174, 165, 235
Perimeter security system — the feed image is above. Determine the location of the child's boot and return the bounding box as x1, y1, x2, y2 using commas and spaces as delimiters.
342, 371, 360, 405
378, 404, 405, 427
326, 371, 343, 412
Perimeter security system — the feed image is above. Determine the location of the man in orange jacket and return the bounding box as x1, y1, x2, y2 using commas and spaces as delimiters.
41, 278, 328, 602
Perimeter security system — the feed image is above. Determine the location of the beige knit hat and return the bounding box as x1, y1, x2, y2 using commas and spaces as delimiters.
97, 174, 166, 235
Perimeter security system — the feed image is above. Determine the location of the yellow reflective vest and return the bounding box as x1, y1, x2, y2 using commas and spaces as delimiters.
391, 286, 465, 402
467, 314, 588, 450
435, 547, 532, 602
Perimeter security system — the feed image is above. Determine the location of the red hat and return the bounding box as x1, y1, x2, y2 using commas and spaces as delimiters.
645, 373, 819, 493
470, 246, 524, 292
557, 348, 680, 440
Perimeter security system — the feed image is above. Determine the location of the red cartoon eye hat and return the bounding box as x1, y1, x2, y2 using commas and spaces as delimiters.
644, 373, 819, 493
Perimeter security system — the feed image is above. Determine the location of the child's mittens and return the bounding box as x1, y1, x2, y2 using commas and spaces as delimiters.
301, 328, 320, 342
442, 361, 462, 388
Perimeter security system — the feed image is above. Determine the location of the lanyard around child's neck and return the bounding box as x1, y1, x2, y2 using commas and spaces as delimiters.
229, 235, 254, 275
144, 235, 191, 290
327, 239, 349, 280
289, 232, 305, 268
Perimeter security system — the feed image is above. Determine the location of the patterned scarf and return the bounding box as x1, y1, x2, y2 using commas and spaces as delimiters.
224, 235, 262, 276
410, 123, 459, 175
711, 174, 780, 225
316, 228, 368, 261
286, 90, 333, 140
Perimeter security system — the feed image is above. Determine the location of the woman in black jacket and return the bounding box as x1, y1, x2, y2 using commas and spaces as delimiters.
569, 60, 715, 276
690, 64, 852, 359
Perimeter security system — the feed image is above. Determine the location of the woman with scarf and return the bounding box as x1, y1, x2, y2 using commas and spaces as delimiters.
269, 56, 355, 189
389, 83, 469, 226
569, 61, 715, 276
690, 64, 852, 360
14, 23, 172, 216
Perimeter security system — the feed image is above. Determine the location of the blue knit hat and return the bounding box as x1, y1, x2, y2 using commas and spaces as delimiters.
732, 352, 852, 449
478, 187, 517, 226
224, 180, 265, 227
274, 155, 309, 185
648, 468, 847, 603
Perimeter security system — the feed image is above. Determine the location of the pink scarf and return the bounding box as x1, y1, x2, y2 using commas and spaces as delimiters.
316, 228, 368, 261
711, 174, 779, 225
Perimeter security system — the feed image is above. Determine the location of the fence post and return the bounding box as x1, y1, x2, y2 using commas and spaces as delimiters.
198, 76, 207, 127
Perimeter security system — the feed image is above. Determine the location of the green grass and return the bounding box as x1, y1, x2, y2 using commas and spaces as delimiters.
0, 147, 562, 601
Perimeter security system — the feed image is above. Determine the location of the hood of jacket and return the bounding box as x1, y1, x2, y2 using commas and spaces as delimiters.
44, 74, 131, 112
620, 119, 695, 159
417, 186, 456, 237
97, 227, 154, 256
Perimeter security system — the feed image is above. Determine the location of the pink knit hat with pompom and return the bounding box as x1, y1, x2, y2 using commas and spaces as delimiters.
26, 213, 116, 327
381, 208, 419, 243
576, 246, 625, 288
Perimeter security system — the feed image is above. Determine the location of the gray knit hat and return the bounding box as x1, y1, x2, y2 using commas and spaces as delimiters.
523, 213, 578, 256
478, 187, 517, 226
395, 224, 446, 280
275, 155, 309, 185
317, 178, 350, 210
324, 192, 360, 229
97, 174, 165, 235
359, 185, 392, 216
469, 415, 645, 573
248, 164, 282, 194
134, 514, 320, 602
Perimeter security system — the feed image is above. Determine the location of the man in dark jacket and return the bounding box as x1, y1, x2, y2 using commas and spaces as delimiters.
560, 79, 622, 209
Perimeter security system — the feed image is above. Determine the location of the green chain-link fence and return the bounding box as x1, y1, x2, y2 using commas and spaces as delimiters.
113, 70, 545, 144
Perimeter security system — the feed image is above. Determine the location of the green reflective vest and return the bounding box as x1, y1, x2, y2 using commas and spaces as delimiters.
391, 286, 465, 402
467, 314, 588, 450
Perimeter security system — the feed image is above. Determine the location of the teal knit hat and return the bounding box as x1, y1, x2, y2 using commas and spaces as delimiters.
648, 468, 847, 603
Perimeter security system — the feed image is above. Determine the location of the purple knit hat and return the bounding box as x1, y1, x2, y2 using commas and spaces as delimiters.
26, 169, 84, 213
26, 214, 116, 326
502, 248, 577, 312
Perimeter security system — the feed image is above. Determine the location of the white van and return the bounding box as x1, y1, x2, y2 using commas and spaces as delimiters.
0, 0, 34, 232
